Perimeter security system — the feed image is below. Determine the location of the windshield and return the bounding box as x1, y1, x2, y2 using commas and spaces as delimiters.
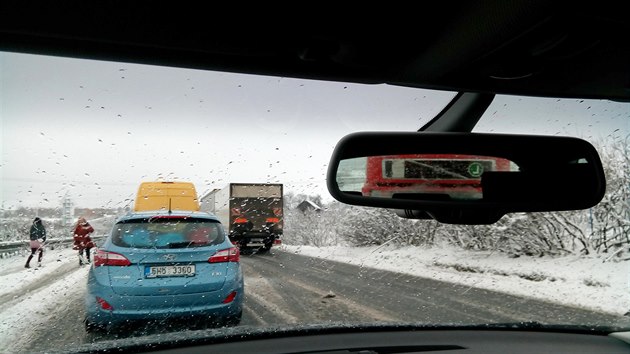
1, 51, 628, 353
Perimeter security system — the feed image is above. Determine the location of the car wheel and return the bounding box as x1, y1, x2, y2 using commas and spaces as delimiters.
223, 310, 242, 327
84, 317, 106, 333
261, 241, 274, 252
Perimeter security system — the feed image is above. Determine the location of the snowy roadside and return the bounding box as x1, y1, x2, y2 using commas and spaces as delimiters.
0, 247, 82, 299
0, 247, 89, 354
280, 244, 630, 316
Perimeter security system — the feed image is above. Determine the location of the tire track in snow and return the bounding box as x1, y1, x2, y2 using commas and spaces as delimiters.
242, 275, 300, 324
0, 260, 83, 307
0, 265, 89, 354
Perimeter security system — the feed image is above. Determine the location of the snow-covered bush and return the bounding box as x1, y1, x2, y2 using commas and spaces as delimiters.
283, 194, 351, 246
284, 139, 628, 257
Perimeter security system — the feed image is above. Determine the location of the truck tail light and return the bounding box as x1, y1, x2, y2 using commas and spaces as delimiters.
94, 249, 131, 266
209, 247, 240, 263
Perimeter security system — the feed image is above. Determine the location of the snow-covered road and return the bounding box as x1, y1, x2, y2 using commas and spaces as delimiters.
1, 244, 629, 353
0, 247, 89, 353
280, 244, 630, 316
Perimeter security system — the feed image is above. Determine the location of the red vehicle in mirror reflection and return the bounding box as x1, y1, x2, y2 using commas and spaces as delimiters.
362, 154, 513, 200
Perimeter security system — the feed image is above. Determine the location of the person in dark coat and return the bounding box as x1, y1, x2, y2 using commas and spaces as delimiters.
25, 217, 46, 268
73, 217, 95, 265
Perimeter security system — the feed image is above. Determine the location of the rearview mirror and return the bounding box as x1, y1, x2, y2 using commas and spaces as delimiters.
327, 132, 606, 224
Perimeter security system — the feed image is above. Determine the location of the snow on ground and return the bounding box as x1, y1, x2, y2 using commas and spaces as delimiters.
0, 247, 79, 298
0, 247, 89, 354
0, 242, 628, 352
280, 244, 630, 316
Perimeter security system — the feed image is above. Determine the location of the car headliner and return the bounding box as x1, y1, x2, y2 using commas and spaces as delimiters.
1, 1, 629, 101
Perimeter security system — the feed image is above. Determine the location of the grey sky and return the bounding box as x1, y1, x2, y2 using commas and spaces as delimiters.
1, 52, 628, 209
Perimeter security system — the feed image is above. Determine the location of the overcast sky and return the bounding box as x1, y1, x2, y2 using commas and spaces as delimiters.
1, 52, 628, 209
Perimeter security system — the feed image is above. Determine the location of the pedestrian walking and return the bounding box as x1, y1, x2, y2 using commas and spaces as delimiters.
72, 217, 95, 265
25, 217, 46, 268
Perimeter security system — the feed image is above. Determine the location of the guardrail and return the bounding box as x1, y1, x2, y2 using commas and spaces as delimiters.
0, 235, 107, 258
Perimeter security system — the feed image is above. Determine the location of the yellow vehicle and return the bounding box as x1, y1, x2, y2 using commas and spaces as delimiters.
133, 181, 200, 212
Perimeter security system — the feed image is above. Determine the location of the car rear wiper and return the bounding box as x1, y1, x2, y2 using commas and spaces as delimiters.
167, 241, 194, 249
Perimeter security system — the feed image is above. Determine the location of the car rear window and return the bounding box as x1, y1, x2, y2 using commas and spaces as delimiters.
112, 217, 225, 249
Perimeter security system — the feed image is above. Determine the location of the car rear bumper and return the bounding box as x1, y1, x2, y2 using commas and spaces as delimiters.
86, 269, 243, 327
86, 289, 243, 327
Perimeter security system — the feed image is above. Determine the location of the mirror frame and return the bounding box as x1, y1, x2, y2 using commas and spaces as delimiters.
327, 132, 606, 224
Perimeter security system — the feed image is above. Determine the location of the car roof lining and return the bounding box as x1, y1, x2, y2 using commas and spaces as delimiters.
1, 1, 629, 101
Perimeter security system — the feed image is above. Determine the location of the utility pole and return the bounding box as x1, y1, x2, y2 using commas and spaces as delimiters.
62, 192, 74, 227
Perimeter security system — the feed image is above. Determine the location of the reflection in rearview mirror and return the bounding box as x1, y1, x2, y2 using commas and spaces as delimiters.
337, 154, 519, 201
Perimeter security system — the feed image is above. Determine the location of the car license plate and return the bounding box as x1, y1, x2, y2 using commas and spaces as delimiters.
145, 265, 195, 278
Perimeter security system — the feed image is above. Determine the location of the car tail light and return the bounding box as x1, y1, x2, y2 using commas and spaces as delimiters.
93, 249, 131, 266
274, 239, 282, 245
265, 217, 280, 223
233, 217, 248, 224
96, 296, 113, 311
222, 291, 237, 304
208, 247, 240, 263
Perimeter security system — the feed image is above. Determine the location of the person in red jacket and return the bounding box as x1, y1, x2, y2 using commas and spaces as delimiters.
72, 217, 95, 265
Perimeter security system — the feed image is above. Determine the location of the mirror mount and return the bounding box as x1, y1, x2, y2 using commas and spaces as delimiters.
419, 92, 495, 132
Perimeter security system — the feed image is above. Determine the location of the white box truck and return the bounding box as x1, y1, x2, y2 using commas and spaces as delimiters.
201, 183, 283, 252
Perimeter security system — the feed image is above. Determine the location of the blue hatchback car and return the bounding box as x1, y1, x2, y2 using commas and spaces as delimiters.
84, 211, 243, 332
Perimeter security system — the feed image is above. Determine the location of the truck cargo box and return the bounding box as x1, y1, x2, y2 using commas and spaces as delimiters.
201, 183, 282, 252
